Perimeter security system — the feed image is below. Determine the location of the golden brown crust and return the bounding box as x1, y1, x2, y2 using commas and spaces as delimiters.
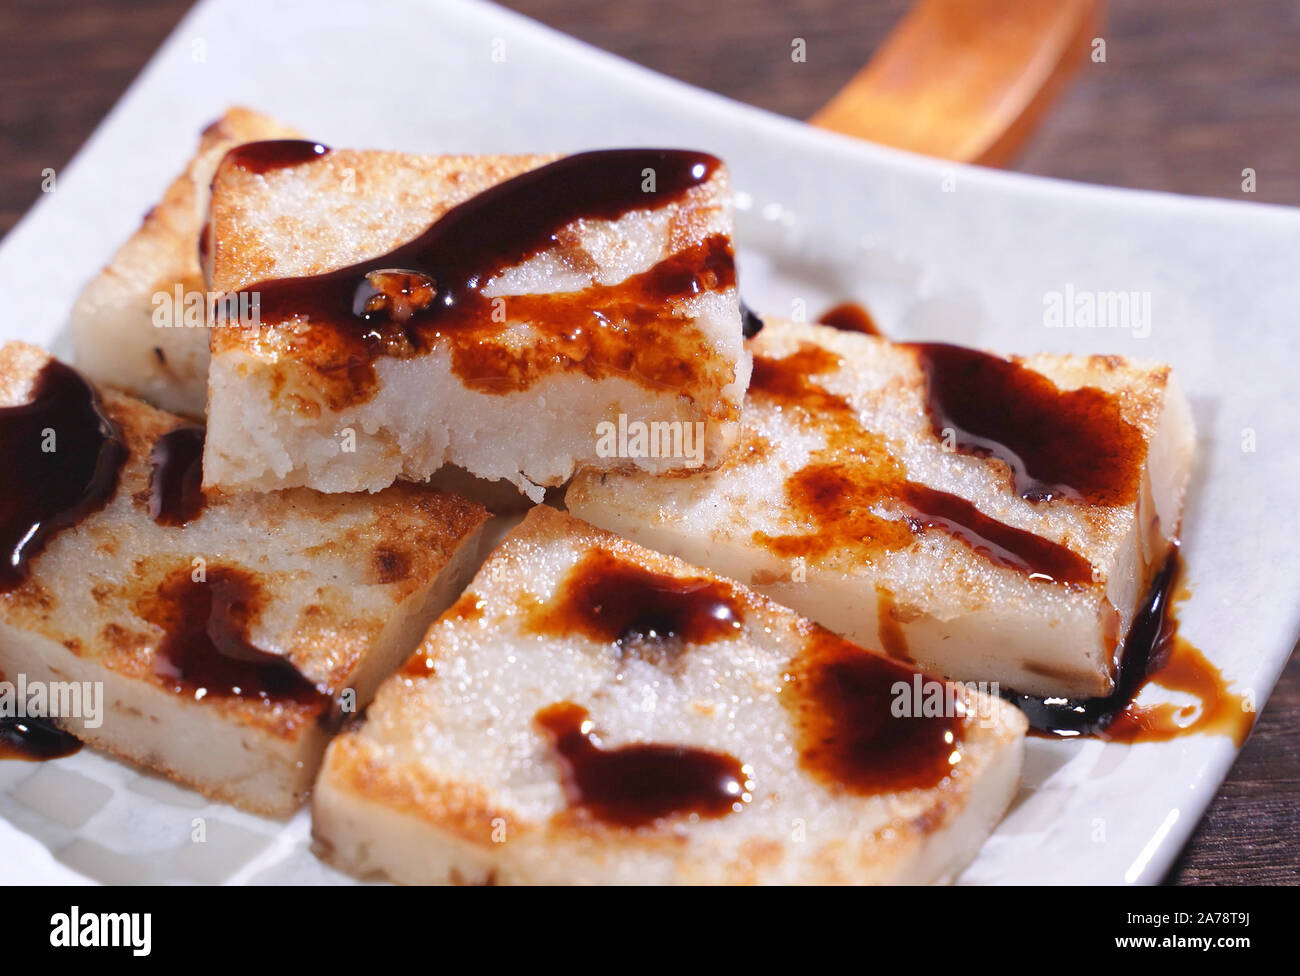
208, 151, 556, 297
326, 734, 526, 843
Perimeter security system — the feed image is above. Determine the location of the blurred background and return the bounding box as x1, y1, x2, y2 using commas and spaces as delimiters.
3, 0, 1299, 236
0, 0, 1295, 884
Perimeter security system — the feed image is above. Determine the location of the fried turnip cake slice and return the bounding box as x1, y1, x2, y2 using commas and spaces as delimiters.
312, 506, 1025, 885
202, 145, 749, 501
69, 107, 299, 417
0, 343, 487, 815
568, 319, 1196, 702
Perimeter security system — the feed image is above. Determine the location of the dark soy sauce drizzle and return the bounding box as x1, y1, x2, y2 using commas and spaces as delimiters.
535, 701, 751, 827
1006, 547, 1253, 744
784, 627, 963, 793
240, 147, 719, 338
138, 566, 330, 714
0, 361, 126, 592
226, 147, 730, 408
527, 548, 745, 653
910, 342, 1146, 505
818, 301, 882, 336
224, 139, 330, 175
899, 483, 1093, 584
0, 717, 82, 761
749, 345, 1094, 585
147, 425, 206, 526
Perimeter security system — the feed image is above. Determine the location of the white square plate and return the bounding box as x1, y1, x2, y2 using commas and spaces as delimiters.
2, 0, 1296, 884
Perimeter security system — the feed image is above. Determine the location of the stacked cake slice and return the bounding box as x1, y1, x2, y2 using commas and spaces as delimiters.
200, 144, 749, 499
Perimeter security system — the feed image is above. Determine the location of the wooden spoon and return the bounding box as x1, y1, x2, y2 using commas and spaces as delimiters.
809, 0, 1105, 166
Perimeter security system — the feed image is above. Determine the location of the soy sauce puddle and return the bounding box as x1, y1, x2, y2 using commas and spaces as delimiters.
1005, 547, 1253, 745
0, 717, 82, 761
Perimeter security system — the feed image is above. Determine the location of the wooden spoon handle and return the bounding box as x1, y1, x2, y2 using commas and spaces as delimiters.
808, 0, 1105, 166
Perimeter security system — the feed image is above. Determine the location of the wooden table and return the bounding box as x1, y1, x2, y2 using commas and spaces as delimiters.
0, 0, 1295, 884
